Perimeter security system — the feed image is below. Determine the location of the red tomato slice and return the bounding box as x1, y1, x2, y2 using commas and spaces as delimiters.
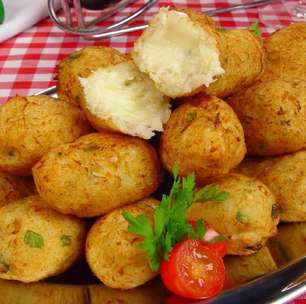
189, 221, 227, 257
160, 239, 225, 300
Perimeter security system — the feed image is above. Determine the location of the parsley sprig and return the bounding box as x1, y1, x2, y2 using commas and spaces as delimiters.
122, 165, 229, 272
248, 21, 262, 37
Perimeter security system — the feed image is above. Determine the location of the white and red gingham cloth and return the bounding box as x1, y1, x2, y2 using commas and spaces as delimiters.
0, 0, 299, 104
0, 1, 304, 302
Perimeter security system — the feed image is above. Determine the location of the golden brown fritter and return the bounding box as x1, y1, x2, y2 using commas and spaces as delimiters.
228, 79, 306, 156
79, 59, 170, 140
33, 132, 162, 217
0, 95, 91, 175
86, 198, 158, 289
160, 94, 246, 184
57, 46, 127, 105
132, 8, 264, 98
264, 23, 306, 82
0, 195, 86, 283
188, 174, 279, 255
259, 150, 306, 222
204, 28, 265, 98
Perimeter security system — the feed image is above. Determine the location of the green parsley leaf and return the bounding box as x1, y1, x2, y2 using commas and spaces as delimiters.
271, 204, 281, 218
0, 253, 9, 272
217, 26, 226, 31
0, 0, 5, 24
186, 112, 197, 121
122, 166, 230, 272
189, 219, 207, 240
24, 230, 44, 248
236, 210, 246, 223
172, 163, 179, 180
209, 235, 228, 244
248, 21, 262, 37
194, 185, 229, 203
122, 212, 160, 271
82, 145, 99, 152
60, 235, 72, 247
66, 53, 81, 61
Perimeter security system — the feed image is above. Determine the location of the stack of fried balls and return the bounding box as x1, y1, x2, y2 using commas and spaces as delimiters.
0, 7, 305, 291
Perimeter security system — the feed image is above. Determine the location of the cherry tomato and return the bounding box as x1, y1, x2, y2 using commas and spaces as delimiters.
160, 239, 225, 300
189, 221, 227, 257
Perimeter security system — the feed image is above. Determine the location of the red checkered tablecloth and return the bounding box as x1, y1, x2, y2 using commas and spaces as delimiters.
0, 1, 304, 303
0, 0, 297, 104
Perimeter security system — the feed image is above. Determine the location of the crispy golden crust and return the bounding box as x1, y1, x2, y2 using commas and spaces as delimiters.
179, 8, 216, 27
57, 46, 128, 105
0, 95, 91, 175
264, 23, 306, 82
228, 79, 306, 156
0, 195, 86, 283
86, 198, 158, 289
0, 173, 35, 207
188, 174, 279, 255
224, 247, 277, 289
204, 29, 265, 98
80, 105, 120, 134
160, 94, 246, 184
259, 150, 306, 222
33, 132, 162, 217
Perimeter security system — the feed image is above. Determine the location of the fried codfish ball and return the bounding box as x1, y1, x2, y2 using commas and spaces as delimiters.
259, 151, 306, 222
0, 95, 91, 175
79, 55, 171, 140
58, 46, 170, 140
232, 157, 279, 179
264, 23, 306, 82
228, 79, 306, 156
204, 28, 265, 98
0, 195, 86, 283
57, 46, 127, 105
224, 247, 277, 289
86, 198, 158, 289
188, 174, 279, 255
160, 94, 246, 184
132, 8, 264, 98
33, 132, 162, 217
268, 223, 306, 266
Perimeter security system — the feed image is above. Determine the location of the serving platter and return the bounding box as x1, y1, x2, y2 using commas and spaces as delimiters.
30, 86, 306, 304
0, 86, 292, 304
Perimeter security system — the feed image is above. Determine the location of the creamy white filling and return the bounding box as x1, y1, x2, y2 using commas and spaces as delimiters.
79, 61, 171, 139
133, 8, 225, 97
